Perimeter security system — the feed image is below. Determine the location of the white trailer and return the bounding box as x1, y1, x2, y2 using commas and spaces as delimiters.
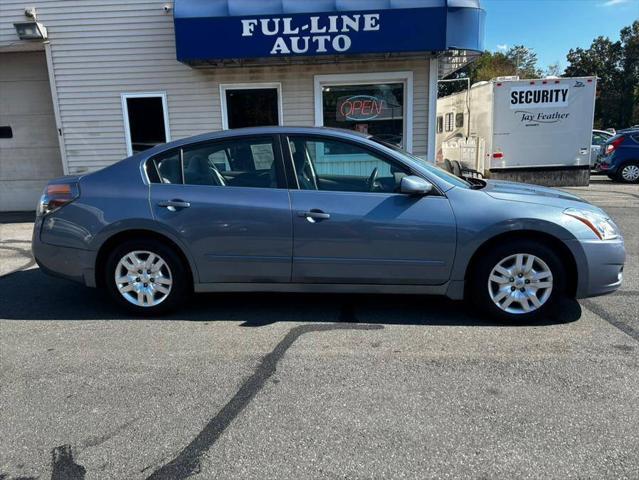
436, 76, 597, 186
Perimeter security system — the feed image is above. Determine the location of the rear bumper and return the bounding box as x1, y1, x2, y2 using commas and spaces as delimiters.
32, 221, 96, 287
569, 238, 625, 298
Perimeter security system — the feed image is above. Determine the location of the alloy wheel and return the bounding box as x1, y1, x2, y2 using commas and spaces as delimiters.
621, 164, 639, 182
487, 253, 553, 315
114, 250, 173, 307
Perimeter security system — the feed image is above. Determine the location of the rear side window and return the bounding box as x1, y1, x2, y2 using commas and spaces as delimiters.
151, 151, 181, 184
147, 136, 283, 189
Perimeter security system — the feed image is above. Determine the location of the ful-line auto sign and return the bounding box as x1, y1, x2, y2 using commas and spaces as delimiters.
174, 8, 449, 62
241, 14, 381, 55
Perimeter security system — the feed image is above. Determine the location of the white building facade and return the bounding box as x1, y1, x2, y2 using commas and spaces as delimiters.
0, 0, 485, 211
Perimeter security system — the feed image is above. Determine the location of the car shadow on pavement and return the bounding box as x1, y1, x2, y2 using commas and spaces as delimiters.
0, 268, 582, 327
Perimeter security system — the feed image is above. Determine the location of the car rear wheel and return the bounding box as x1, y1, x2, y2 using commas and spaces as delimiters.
104, 239, 188, 315
616, 163, 639, 183
470, 240, 566, 321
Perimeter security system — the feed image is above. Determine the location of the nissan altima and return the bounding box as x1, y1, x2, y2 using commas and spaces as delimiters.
32, 127, 625, 320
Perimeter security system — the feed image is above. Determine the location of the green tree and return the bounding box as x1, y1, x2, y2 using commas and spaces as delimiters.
565, 21, 639, 129
506, 45, 542, 78
438, 46, 543, 98
545, 62, 562, 77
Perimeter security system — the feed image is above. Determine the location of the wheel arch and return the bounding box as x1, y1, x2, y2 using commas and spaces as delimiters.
464, 230, 578, 298
95, 229, 196, 289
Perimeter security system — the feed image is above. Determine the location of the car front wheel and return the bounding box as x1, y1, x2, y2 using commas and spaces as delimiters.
470, 240, 566, 321
104, 239, 188, 315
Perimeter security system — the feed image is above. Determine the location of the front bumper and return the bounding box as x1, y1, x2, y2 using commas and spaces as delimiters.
568, 238, 625, 298
32, 218, 97, 287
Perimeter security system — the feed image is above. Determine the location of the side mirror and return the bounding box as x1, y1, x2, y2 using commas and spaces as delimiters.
400, 175, 433, 196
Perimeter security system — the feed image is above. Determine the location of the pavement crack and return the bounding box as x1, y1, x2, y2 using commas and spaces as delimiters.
145, 322, 383, 480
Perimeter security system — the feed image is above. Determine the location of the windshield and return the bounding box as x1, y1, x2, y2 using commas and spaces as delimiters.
372, 139, 471, 189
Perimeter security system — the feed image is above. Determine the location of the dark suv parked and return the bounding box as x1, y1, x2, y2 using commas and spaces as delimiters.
598, 129, 639, 183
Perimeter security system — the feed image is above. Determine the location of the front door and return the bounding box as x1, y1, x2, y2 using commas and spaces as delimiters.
285, 135, 457, 285
149, 135, 292, 284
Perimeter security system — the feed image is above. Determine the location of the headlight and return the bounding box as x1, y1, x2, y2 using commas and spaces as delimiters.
564, 208, 619, 240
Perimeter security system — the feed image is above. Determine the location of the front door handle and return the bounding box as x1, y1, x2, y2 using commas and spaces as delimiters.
158, 199, 191, 210
298, 209, 330, 223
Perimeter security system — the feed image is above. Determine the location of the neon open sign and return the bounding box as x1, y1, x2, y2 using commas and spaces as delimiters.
337, 95, 390, 121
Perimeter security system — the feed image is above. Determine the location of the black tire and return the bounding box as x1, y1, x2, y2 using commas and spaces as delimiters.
469, 240, 567, 322
104, 238, 189, 315
614, 162, 639, 183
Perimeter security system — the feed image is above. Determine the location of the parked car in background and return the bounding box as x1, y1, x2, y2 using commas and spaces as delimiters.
32, 127, 625, 321
591, 129, 615, 169
597, 129, 639, 183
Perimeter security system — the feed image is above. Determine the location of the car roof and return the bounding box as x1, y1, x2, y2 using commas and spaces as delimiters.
155, 126, 373, 151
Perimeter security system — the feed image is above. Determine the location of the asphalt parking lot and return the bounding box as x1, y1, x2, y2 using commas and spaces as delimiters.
1, 177, 638, 480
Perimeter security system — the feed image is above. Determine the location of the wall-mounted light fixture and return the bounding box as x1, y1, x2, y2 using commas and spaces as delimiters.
14, 8, 47, 40
13, 21, 48, 40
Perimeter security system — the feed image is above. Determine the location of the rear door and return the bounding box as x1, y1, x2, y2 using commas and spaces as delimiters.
148, 135, 292, 284
284, 135, 457, 285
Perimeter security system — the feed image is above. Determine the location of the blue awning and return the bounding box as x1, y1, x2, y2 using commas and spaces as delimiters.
173, 0, 485, 63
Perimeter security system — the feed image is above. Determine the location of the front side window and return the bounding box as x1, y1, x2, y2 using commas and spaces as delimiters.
149, 137, 281, 189
287, 136, 409, 194
321, 83, 405, 147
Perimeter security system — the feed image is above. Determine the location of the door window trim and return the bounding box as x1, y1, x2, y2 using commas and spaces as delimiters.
313, 71, 414, 152
146, 134, 289, 189
219, 82, 283, 131
121, 92, 171, 157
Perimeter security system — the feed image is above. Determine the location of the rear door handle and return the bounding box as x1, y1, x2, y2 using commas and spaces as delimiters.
297, 209, 330, 222
158, 200, 191, 210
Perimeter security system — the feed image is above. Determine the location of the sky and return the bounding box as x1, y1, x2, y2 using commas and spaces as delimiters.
482, 0, 639, 71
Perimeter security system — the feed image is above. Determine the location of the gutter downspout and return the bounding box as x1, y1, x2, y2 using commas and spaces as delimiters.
427, 57, 438, 162
44, 41, 68, 175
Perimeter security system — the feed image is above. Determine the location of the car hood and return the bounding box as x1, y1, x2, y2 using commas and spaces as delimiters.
482, 179, 596, 210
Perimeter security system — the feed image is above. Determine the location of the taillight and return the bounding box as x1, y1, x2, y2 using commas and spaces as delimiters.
605, 136, 625, 156
37, 182, 79, 216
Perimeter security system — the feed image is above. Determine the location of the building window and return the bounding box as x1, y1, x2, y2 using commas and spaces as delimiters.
455, 112, 464, 128
121, 93, 170, 156
314, 72, 413, 152
445, 112, 454, 132
436, 116, 443, 134
0, 126, 13, 139
220, 83, 282, 130
322, 83, 404, 147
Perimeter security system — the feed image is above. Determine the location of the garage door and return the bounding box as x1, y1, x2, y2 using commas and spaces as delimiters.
0, 51, 62, 212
